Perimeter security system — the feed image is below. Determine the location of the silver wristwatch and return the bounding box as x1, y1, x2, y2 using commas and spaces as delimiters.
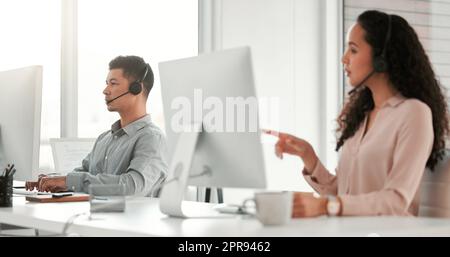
327, 195, 341, 216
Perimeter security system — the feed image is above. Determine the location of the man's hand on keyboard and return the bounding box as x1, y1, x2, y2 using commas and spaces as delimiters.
38, 176, 68, 192
25, 174, 48, 191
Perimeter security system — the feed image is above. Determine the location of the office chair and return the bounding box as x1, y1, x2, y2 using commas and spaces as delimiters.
195, 187, 223, 203
419, 149, 450, 217
205, 188, 223, 203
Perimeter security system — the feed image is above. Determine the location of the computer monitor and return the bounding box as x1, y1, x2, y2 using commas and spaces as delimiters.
0, 66, 42, 181
158, 47, 266, 217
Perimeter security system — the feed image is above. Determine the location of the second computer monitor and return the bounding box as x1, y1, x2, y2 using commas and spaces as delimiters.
0, 66, 42, 181
159, 46, 266, 189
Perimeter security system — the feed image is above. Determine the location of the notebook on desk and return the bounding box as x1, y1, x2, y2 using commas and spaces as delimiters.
26, 193, 90, 203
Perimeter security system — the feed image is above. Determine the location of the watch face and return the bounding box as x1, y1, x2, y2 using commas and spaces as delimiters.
327, 200, 340, 216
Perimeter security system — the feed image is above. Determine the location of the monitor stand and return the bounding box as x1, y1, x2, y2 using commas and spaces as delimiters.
158, 123, 233, 218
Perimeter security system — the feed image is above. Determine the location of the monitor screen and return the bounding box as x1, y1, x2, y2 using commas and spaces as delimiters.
159, 47, 266, 190
0, 66, 42, 180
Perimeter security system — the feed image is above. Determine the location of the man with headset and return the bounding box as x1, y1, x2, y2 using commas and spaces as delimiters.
26, 56, 168, 196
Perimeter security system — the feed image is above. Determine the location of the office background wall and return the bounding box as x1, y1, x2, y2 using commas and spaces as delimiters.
199, 0, 343, 203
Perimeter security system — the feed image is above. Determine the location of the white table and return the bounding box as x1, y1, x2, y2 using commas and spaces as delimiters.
1, 196, 450, 236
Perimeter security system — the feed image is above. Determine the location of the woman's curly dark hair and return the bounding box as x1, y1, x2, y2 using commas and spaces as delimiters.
336, 10, 449, 170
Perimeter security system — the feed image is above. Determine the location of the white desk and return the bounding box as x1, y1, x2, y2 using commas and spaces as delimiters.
1, 196, 450, 236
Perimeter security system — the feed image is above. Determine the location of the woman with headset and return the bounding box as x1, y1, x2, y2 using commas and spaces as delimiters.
265, 10, 449, 217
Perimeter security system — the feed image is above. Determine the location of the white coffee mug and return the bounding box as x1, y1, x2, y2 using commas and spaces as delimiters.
243, 191, 293, 226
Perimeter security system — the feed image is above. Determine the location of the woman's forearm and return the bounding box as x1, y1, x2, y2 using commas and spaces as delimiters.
302, 149, 319, 173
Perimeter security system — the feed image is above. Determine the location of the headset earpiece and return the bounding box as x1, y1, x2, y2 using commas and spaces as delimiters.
128, 64, 149, 96
372, 14, 392, 73
373, 56, 388, 73
129, 82, 142, 95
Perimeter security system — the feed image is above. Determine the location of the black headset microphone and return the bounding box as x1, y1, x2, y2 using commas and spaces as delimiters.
106, 64, 149, 104
348, 14, 392, 95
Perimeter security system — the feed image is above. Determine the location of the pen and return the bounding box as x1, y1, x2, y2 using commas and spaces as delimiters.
9, 168, 16, 178
4, 164, 12, 177
9, 164, 15, 173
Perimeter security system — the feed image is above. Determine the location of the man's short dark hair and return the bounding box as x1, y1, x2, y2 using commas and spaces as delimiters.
109, 55, 154, 97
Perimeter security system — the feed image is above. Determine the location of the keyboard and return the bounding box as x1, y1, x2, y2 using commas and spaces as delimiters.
13, 188, 51, 196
